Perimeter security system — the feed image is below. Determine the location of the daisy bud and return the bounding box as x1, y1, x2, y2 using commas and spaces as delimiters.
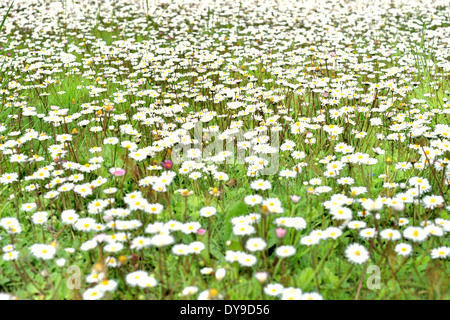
56, 258, 66, 267
400, 183, 406, 189
275, 228, 287, 238
209, 288, 219, 299
41, 269, 49, 278
71, 128, 79, 135
290, 195, 301, 203
109, 167, 126, 177
197, 228, 206, 236
94, 233, 108, 243
393, 202, 405, 212
118, 255, 128, 265
215, 268, 226, 281
162, 160, 173, 170
103, 215, 113, 222
385, 157, 393, 165
260, 205, 269, 215
254, 271, 268, 283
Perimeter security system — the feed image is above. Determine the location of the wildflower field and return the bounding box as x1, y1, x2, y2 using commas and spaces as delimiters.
0, 0, 449, 301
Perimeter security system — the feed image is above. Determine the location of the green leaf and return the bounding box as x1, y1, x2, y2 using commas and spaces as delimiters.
26, 282, 40, 294
227, 240, 243, 251
323, 267, 339, 286
297, 267, 314, 288
225, 200, 247, 219
209, 240, 224, 260
0, 1, 14, 33
224, 200, 247, 237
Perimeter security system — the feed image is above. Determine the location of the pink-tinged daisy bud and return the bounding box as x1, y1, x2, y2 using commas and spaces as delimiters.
162, 160, 173, 170
275, 228, 287, 239
103, 215, 113, 222
393, 202, 405, 212
197, 228, 206, 236
109, 167, 126, 177
290, 195, 301, 203
254, 271, 268, 283
215, 268, 226, 281
94, 233, 108, 243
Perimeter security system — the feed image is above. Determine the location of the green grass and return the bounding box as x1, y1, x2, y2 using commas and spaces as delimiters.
0, 0, 448, 301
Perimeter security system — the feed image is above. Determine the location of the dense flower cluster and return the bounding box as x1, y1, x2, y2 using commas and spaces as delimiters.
0, 0, 448, 300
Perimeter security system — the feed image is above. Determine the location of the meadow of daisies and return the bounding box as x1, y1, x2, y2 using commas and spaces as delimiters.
0, 0, 448, 300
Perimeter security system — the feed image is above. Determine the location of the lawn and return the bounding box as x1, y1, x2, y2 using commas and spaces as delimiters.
0, 0, 448, 300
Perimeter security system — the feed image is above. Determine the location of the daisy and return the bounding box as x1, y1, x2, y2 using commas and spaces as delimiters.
233, 224, 256, 236
380, 229, 402, 241
262, 198, 284, 214
281, 287, 302, 300
172, 244, 193, 256
182, 286, 199, 297
300, 235, 320, 246
275, 245, 296, 258
238, 253, 257, 267
430, 246, 449, 259
82, 287, 104, 300
345, 243, 370, 264
244, 194, 263, 206
189, 241, 206, 255
30, 244, 57, 260
79, 239, 97, 253
422, 195, 444, 209
245, 238, 267, 252
126, 271, 149, 287
324, 227, 343, 239
300, 292, 323, 300
199, 206, 217, 218
144, 203, 164, 215
394, 243, 413, 256
403, 226, 427, 242
73, 184, 93, 198
250, 179, 272, 191
3, 251, 19, 261
0, 173, 19, 184
398, 217, 409, 226
21, 203, 37, 212
130, 237, 151, 250
150, 234, 174, 247
424, 225, 444, 237
182, 222, 202, 234
264, 283, 284, 297
330, 207, 353, 220
359, 228, 377, 239
97, 279, 118, 292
